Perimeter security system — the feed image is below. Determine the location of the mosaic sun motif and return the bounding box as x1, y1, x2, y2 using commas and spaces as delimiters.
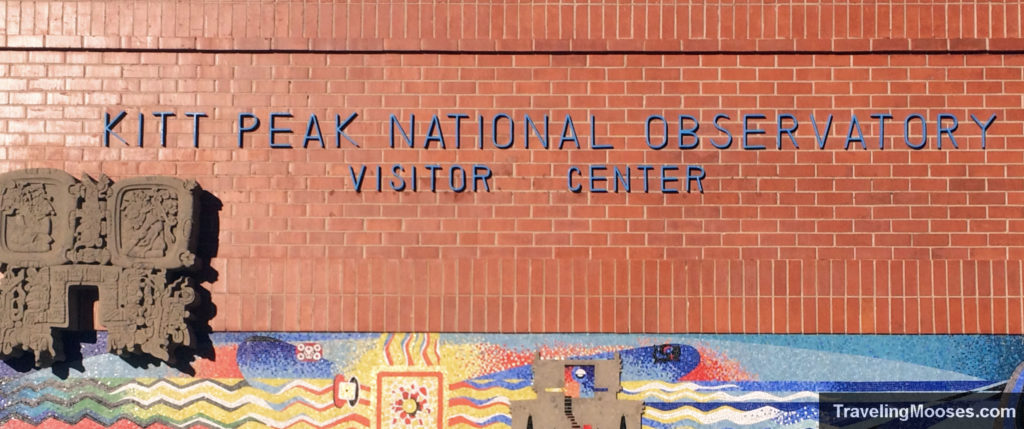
377, 372, 443, 429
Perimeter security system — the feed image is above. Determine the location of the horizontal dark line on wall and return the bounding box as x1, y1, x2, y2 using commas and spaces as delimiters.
2, 47, 1024, 56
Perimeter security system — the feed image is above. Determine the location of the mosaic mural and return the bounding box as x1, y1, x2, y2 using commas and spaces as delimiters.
0, 333, 1022, 428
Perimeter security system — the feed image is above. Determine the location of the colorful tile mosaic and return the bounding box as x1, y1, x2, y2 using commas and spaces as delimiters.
0, 333, 1022, 428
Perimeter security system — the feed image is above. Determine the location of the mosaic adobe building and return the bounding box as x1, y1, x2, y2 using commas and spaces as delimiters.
1, 1, 1023, 337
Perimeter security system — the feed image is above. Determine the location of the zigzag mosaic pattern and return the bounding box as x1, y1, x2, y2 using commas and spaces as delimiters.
0, 333, 1022, 428
0, 378, 368, 428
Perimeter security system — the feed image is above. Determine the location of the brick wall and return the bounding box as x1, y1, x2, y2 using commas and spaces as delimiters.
1, 1, 1023, 333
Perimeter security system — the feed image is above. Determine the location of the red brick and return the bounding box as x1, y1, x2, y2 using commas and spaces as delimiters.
3, 2, 1022, 335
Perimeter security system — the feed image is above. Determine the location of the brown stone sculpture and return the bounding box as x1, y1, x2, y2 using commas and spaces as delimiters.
0, 169, 201, 366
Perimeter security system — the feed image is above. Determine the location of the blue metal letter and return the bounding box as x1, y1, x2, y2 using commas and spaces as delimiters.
390, 114, 415, 148
936, 113, 959, 149
349, 165, 366, 192
186, 112, 206, 148
390, 164, 406, 191
425, 114, 447, 149
237, 112, 259, 148
646, 115, 668, 149
589, 165, 608, 193
742, 114, 766, 150
710, 114, 732, 149
448, 113, 469, 149
776, 113, 798, 149
524, 114, 549, 149
559, 114, 581, 149
567, 166, 583, 192
661, 165, 679, 193
303, 113, 325, 148
811, 114, 833, 149
269, 112, 293, 149
492, 113, 514, 149
686, 165, 706, 193
903, 114, 927, 149
590, 115, 612, 149
425, 165, 442, 191
678, 115, 699, 149
970, 113, 997, 149
449, 165, 467, 192
472, 165, 492, 191
103, 111, 128, 147
871, 113, 892, 149
613, 166, 631, 193
153, 112, 174, 147
335, 112, 359, 148
637, 165, 655, 192
844, 115, 867, 150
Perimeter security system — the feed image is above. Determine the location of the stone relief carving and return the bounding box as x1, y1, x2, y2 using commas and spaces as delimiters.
110, 177, 199, 270
2, 183, 57, 253
0, 170, 76, 267
121, 189, 179, 259
0, 169, 202, 366
68, 174, 112, 265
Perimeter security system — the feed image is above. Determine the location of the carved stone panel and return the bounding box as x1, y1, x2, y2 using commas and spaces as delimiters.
0, 169, 203, 366
0, 169, 76, 267
68, 174, 113, 265
0, 267, 58, 363
105, 268, 196, 361
109, 177, 200, 270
